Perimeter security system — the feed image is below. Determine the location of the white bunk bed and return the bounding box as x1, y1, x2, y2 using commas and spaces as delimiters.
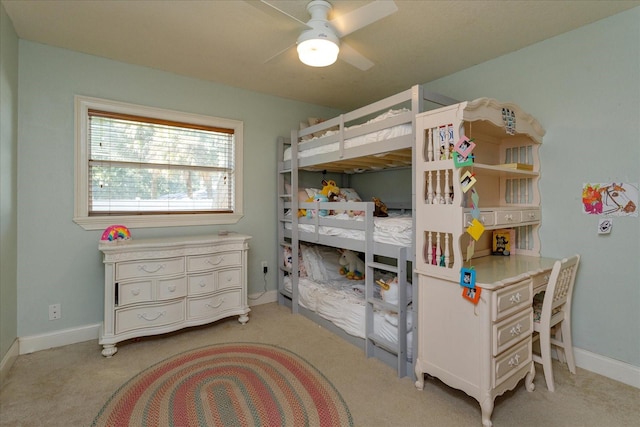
276, 85, 456, 377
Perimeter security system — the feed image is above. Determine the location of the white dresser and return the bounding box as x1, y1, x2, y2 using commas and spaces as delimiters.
98, 233, 251, 357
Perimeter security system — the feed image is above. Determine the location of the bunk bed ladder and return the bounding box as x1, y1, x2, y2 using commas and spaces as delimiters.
277, 136, 301, 313
365, 237, 409, 377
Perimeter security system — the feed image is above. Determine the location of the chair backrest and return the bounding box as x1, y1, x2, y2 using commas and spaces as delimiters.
542, 254, 580, 318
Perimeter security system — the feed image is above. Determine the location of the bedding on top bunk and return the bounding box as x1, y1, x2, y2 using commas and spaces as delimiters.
283, 108, 412, 161
283, 244, 414, 359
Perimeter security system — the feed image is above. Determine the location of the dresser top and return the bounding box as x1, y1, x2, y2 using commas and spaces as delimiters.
99, 233, 251, 254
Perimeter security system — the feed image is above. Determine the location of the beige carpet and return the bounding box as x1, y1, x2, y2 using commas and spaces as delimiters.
1, 302, 639, 426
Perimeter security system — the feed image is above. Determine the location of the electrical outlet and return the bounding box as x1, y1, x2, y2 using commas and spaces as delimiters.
261, 261, 268, 274
49, 304, 61, 320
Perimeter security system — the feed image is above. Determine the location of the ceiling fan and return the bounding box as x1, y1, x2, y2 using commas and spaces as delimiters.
259, 0, 398, 70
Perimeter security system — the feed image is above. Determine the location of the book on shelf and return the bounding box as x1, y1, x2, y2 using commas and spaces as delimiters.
498, 163, 533, 171
492, 229, 515, 256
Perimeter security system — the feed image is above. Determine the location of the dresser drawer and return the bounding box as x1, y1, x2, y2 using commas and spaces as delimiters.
464, 211, 495, 227
218, 268, 242, 290
157, 276, 187, 301
116, 257, 185, 281
187, 289, 242, 319
187, 251, 241, 272
492, 280, 532, 321
520, 209, 541, 223
493, 309, 533, 356
188, 272, 215, 295
493, 338, 532, 388
118, 280, 153, 306
115, 300, 185, 334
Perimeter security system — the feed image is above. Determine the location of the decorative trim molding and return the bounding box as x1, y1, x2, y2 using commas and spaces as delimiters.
0, 339, 20, 387
18, 323, 101, 355
13, 308, 637, 390
248, 290, 278, 306
574, 347, 640, 389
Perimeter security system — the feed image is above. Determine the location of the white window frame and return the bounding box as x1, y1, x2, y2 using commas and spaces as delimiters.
74, 96, 243, 230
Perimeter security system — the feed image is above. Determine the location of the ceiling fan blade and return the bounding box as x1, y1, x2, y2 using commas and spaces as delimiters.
263, 41, 296, 64
257, 0, 309, 28
331, 0, 398, 38
339, 41, 374, 71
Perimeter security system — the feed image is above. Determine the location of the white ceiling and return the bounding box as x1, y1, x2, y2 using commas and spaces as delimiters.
3, 0, 639, 110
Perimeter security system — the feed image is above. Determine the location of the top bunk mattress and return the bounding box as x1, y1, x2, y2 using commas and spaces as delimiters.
283, 108, 412, 162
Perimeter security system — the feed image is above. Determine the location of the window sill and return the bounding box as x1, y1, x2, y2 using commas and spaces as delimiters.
73, 213, 243, 231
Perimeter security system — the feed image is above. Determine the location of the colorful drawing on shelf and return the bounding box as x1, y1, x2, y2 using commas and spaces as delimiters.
582, 182, 638, 217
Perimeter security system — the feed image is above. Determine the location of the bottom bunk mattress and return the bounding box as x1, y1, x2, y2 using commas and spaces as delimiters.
283, 244, 413, 359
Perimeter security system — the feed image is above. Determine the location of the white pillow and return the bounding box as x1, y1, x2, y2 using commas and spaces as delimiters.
340, 188, 362, 201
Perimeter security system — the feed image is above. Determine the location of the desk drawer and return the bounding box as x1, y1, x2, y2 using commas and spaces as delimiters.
520, 209, 541, 223
493, 338, 532, 388
464, 211, 495, 227
493, 280, 532, 321
493, 309, 533, 356
531, 270, 551, 295
188, 251, 241, 272
116, 257, 184, 280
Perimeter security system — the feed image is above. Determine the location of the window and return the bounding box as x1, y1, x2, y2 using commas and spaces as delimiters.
74, 96, 243, 230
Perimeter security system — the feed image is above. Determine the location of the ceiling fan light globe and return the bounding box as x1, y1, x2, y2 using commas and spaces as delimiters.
297, 38, 339, 67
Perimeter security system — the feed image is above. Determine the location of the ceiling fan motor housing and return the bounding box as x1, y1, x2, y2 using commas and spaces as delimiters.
296, 0, 340, 67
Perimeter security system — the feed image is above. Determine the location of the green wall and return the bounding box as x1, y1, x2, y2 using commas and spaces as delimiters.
0, 2, 19, 365
15, 40, 339, 338
423, 8, 640, 367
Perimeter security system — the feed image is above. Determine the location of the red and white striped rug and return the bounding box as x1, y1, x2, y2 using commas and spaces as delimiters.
92, 342, 353, 426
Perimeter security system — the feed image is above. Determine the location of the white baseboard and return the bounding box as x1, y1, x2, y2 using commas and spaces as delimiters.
248, 289, 278, 306
12, 309, 639, 390
0, 339, 20, 386
17, 293, 278, 356
18, 323, 101, 355
574, 347, 640, 389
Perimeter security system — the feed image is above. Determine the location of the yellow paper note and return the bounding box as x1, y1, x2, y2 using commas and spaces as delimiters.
467, 218, 485, 241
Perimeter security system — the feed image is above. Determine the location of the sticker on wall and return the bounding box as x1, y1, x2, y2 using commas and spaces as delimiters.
598, 218, 613, 234
582, 182, 638, 217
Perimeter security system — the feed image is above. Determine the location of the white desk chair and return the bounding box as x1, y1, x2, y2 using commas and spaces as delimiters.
532, 254, 580, 392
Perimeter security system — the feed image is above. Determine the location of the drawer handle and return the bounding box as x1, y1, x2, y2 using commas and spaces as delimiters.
207, 298, 225, 309
206, 256, 224, 266
138, 264, 165, 274
131, 288, 140, 296
505, 214, 514, 222
168, 285, 176, 292
508, 354, 521, 367
199, 280, 207, 288
528, 212, 536, 219
138, 311, 165, 322
509, 293, 522, 304
510, 323, 523, 336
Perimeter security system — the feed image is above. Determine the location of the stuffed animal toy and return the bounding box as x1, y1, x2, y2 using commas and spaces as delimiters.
298, 179, 340, 217
307, 194, 329, 218
372, 197, 388, 217
338, 249, 365, 280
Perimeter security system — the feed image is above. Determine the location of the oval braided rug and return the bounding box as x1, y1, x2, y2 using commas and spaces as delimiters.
92, 342, 353, 427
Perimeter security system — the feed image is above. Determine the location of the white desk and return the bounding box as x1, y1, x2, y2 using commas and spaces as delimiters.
415, 255, 556, 427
